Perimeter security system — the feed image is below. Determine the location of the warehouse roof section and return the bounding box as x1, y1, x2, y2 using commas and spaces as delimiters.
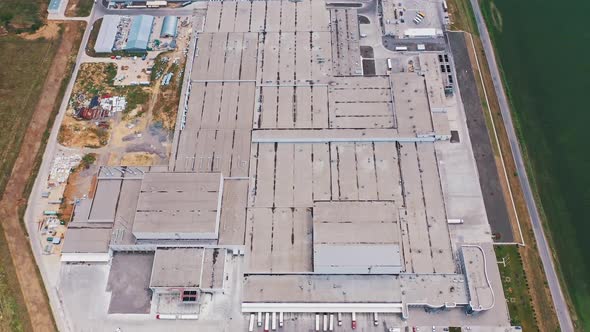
132, 172, 223, 240
243, 274, 402, 303
149, 248, 204, 288
313, 201, 403, 274
314, 245, 402, 274
313, 201, 400, 245
88, 178, 122, 223
400, 274, 469, 307
71, 198, 92, 223
95, 15, 121, 53
125, 15, 154, 51
149, 247, 225, 289
460, 244, 496, 312
62, 227, 112, 254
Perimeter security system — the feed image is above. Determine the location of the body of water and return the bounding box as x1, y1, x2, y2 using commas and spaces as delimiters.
480, 0, 590, 329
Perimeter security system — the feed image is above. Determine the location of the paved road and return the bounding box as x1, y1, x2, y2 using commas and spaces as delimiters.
24, 5, 99, 331
468, 0, 574, 330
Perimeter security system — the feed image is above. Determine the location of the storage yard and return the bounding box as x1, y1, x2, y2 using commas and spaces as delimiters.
58, 13, 192, 165
94, 14, 190, 54
30, 0, 521, 331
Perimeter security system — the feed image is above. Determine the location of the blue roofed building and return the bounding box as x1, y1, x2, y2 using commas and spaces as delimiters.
125, 15, 155, 51
48, 0, 62, 14
160, 16, 178, 38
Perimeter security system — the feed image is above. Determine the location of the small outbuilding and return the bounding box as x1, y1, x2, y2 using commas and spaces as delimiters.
48, 0, 62, 14
403, 28, 443, 39
160, 16, 178, 37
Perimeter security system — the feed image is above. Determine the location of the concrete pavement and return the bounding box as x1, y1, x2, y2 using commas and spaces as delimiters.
468, 0, 575, 330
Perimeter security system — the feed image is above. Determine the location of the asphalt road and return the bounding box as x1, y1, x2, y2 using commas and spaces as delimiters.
447, 32, 513, 243
468, 0, 575, 330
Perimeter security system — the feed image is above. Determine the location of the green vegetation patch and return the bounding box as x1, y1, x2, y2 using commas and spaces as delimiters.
448, 0, 479, 35
495, 245, 537, 330
0, 35, 60, 199
0, 229, 30, 332
150, 52, 171, 81
481, 0, 589, 328
70, 62, 149, 114
75, 0, 93, 17
124, 86, 149, 114
0, 0, 43, 33
85, 18, 102, 55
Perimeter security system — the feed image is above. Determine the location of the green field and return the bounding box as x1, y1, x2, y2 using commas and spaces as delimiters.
75, 0, 93, 17
480, 0, 590, 329
0, 36, 60, 332
0, 230, 30, 332
495, 245, 537, 330
0, 36, 60, 197
0, 2, 62, 329
0, 0, 43, 33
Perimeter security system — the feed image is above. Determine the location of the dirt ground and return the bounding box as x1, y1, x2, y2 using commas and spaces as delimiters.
464, 32, 560, 331
151, 55, 187, 130
58, 62, 151, 149
64, 0, 80, 17
19, 22, 60, 40
64, 0, 92, 17
0, 21, 84, 332
59, 115, 110, 148
120, 152, 157, 165
59, 161, 97, 223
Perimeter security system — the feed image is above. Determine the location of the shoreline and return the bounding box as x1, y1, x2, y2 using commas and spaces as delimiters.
466, 0, 575, 330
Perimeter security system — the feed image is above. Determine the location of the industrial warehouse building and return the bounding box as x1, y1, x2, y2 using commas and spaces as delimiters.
125, 15, 155, 51
94, 15, 122, 53
56, 1, 510, 328
160, 16, 178, 37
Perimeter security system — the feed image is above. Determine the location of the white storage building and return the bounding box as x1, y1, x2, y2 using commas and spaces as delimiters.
95, 15, 122, 53
404, 28, 443, 39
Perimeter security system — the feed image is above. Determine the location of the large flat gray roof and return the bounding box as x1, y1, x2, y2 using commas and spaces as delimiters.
312, 201, 402, 274
314, 244, 402, 274
150, 248, 204, 288
149, 248, 225, 289
132, 172, 222, 239
62, 227, 112, 254
88, 179, 122, 223
243, 274, 402, 303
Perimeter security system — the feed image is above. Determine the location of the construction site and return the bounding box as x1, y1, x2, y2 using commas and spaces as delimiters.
31, 0, 519, 331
